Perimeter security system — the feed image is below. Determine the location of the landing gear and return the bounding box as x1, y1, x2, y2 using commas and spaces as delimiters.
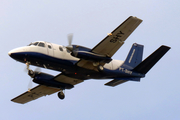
93, 62, 104, 71
93, 62, 99, 66
98, 65, 104, 71
58, 91, 65, 100
26, 62, 30, 70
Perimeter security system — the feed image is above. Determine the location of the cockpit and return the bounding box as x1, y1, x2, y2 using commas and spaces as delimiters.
28, 42, 45, 47
28, 41, 71, 53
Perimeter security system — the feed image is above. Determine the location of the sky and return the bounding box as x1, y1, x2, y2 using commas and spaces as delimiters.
0, 0, 180, 120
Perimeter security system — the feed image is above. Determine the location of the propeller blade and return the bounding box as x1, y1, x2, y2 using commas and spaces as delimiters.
24, 63, 30, 73
24, 66, 28, 73
28, 78, 33, 92
34, 67, 41, 73
67, 33, 73, 46
66, 33, 74, 51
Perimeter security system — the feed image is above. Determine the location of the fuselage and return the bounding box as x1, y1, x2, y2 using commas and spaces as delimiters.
9, 41, 136, 80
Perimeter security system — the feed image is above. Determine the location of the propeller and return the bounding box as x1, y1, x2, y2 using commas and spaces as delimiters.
24, 65, 41, 92
34, 67, 41, 73
66, 33, 79, 57
66, 33, 73, 51
68, 33, 73, 46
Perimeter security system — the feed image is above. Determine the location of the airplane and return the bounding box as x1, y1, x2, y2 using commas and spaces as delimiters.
8, 16, 170, 104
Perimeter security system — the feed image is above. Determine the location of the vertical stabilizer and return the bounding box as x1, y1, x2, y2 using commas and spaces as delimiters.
122, 43, 144, 69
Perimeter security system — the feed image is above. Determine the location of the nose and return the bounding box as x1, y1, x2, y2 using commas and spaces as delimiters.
8, 50, 12, 56
8, 48, 18, 57
8, 47, 25, 59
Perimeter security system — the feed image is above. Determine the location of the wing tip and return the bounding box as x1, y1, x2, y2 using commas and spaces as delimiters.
129, 16, 143, 22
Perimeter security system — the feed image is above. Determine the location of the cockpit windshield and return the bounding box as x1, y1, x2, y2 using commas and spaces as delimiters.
28, 42, 46, 48
38, 42, 45, 47
28, 42, 39, 46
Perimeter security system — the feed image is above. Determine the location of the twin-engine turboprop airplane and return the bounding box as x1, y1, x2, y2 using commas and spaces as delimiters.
8, 16, 170, 104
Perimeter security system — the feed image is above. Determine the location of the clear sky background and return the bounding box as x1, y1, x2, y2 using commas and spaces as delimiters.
0, 0, 179, 120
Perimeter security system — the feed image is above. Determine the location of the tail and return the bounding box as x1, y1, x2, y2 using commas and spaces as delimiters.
133, 45, 170, 74
121, 43, 144, 69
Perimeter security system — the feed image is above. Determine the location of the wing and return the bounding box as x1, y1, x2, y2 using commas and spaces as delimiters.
92, 16, 142, 57
77, 16, 142, 69
11, 85, 59, 104
11, 73, 84, 104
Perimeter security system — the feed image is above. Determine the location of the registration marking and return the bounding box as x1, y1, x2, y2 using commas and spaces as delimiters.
119, 67, 132, 75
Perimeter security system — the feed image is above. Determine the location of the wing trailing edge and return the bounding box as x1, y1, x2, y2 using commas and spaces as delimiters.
105, 78, 140, 87
105, 80, 128, 87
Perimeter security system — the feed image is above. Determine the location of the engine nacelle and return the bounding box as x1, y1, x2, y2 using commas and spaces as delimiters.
33, 72, 74, 89
71, 51, 112, 63
69, 45, 112, 63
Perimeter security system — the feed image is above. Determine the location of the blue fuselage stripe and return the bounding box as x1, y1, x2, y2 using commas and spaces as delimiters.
10, 52, 143, 80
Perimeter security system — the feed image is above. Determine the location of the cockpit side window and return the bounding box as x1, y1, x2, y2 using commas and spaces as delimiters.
38, 42, 45, 47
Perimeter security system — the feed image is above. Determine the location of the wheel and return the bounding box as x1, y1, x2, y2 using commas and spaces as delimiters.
58, 91, 65, 100
98, 65, 104, 71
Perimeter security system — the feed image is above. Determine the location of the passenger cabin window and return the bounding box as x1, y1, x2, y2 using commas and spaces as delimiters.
38, 42, 45, 47
59, 46, 63, 51
48, 45, 52, 49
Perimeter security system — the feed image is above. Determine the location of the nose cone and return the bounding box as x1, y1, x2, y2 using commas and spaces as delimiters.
8, 51, 11, 56
8, 50, 13, 57
8, 47, 27, 61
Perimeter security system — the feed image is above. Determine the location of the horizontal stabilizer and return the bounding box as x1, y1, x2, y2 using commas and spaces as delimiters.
133, 45, 170, 74
105, 80, 128, 87
104, 78, 140, 87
